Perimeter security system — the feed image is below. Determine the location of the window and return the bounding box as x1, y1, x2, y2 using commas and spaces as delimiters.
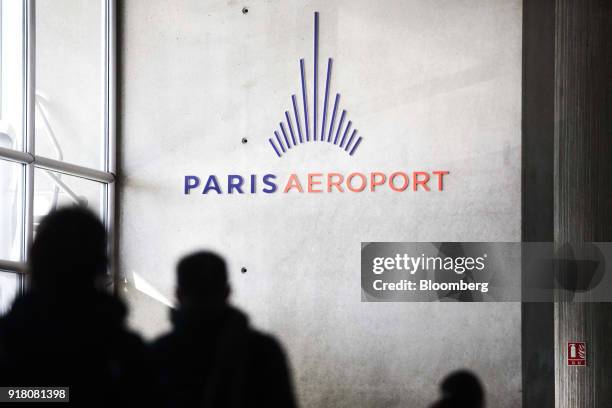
0, 0, 116, 311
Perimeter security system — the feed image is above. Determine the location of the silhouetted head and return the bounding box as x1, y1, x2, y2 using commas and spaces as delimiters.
433, 370, 484, 408
30, 206, 107, 292
176, 251, 230, 310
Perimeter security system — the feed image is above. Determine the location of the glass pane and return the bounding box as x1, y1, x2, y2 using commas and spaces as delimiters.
34, 168, 104, 231
0, 159, 23, 261
35, 0, 102, 169
0, 271, 18, 314
0, 0, 24, 151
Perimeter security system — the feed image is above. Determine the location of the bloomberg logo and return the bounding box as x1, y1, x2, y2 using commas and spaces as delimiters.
184, 12, 450, 195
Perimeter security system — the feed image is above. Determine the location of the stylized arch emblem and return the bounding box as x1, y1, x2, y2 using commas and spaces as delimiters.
268, 12, 363, 158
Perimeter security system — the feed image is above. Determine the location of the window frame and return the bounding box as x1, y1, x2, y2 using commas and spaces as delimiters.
0, 0, 117, 293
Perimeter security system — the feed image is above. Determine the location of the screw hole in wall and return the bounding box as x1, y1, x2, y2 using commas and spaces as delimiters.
241, 267, 247, 273
241, 137, 248, 144
242, 7, 249, 14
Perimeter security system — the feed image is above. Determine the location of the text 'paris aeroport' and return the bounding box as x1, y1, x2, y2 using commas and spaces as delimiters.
183, 171, 450, 194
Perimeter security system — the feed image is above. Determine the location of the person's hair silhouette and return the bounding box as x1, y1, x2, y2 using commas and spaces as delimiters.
431, 370, 485, 408
176, 251, 229, 308
0, 206, 157, 406
30, 206, 107, 291
152, 251, 297, 408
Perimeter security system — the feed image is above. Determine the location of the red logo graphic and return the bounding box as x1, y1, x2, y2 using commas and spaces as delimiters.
567, 342, 586, 366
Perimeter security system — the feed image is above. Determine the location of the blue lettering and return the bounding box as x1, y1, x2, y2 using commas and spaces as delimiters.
228, 174, 244, 194
263, 174, 277, 193
184, 175, 200, 194
203, 175, 222, 194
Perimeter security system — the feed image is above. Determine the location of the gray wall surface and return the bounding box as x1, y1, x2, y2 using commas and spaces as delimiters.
119, 1, 523, 407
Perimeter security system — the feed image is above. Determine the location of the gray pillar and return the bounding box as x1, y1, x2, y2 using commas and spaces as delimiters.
554, 0, 612, 407
523, 0, 611, 406
522, 0, 555, 406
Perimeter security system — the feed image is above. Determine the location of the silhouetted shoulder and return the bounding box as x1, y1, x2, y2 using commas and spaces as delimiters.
246, 330, 297, 408
153, 251, 298, 407
150, 332, 174, 352
249, 330, 287, 358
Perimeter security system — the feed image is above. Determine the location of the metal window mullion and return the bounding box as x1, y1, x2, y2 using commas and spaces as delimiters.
21, 0, 35, 291
0, 146, 33, 164
0, 260, 27, 274
102, 0, 116, 175
104, 182, 116, 291
102, 0, 117, 292
34, 156, 114, 183
0, 149, 114, 183
106, 0, 116, 175
101, 0, 107, 172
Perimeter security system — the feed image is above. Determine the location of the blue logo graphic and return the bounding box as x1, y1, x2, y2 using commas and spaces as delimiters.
269, 12, 363, 158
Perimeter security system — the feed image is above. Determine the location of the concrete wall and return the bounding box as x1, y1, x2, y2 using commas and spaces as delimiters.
119, 1, 523, 407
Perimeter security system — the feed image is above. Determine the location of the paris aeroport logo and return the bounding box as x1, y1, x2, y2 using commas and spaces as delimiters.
268, 11, 361, 157
184, 12, 450, 195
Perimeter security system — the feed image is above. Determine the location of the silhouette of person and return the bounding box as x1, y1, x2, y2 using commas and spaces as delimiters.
152, 251, 297, 408
430, 370, 485, 408
0, 207, 156, 406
